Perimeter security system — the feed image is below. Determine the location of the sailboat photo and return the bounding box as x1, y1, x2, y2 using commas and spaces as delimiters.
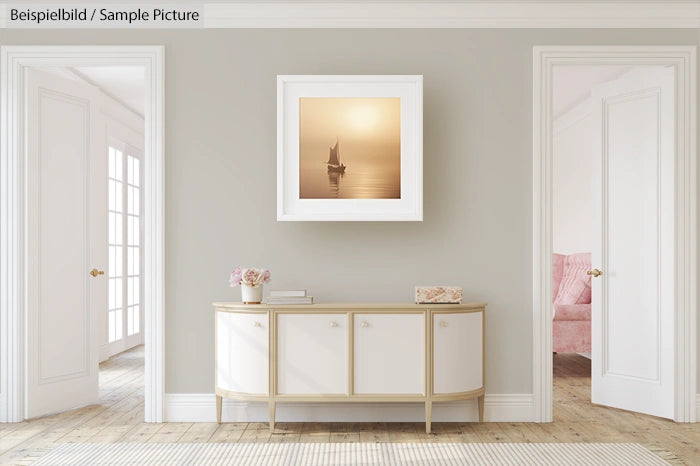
298, 97, 401, 199
327, 138, 346, 173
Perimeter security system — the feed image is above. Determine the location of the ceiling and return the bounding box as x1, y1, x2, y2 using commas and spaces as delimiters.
72, 66, 145, 117
552, 65, 631, 118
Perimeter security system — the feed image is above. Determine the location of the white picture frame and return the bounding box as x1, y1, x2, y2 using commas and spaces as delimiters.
277, 75, 423, 221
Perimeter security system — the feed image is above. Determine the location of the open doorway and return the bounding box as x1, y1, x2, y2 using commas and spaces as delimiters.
0, 46, 164, 424
551, 65, 632, 416
24, 65, 145, 419
532, 46, 697, 423
552, 63, 677, 418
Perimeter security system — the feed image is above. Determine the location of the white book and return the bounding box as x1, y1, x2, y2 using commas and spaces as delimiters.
265, 296, 314, 304
268, 290, 307, 297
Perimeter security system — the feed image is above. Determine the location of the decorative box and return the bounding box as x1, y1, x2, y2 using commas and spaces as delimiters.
415, 286, 463, 304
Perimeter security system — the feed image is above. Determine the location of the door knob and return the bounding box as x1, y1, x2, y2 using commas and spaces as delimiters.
89, 268, 105, 277
587, 268, 603, 277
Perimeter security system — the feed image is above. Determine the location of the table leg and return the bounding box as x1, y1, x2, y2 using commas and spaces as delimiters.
269, 401, 276, 432
478, 394, 484, 422
425, 400, 432, 434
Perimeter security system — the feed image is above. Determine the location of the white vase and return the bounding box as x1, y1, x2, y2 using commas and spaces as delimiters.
241, 284, 263, 304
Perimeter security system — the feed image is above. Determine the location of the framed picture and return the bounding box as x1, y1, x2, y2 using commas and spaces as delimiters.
277, 75, 423, 221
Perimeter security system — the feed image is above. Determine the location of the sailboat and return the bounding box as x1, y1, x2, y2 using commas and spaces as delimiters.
327, 138, 346, 173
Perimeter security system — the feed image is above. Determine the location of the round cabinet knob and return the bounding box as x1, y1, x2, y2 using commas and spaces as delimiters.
440, 321, 448, 328
330, 321, 338, 328
361, 321, 369, 328
253, 321, 261, 327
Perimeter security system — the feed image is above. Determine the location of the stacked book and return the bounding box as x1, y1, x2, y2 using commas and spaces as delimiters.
265, 290, 314, 305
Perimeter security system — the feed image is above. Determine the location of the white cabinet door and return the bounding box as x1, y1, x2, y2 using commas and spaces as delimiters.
433, 312, 483, 394
354, 313, 424, 394
277, 314, 347, 394
216, 312, 268, 394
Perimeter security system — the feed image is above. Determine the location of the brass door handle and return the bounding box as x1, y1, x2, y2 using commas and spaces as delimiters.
587, 268, 603, 277
90, 268, 105, 277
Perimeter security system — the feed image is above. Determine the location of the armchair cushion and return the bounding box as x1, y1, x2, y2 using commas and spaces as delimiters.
553, 303, 591, 321
554, 252, 592, 305
552, 253, 566, 300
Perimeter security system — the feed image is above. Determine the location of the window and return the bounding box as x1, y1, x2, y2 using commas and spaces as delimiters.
108, 144, 142, 344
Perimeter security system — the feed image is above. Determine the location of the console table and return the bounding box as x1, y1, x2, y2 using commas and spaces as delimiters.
213, 302, 486, 433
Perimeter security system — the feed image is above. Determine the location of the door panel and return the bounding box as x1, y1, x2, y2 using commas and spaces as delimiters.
591, 66, 674, 418
277, 314, 346, 394
26, 69, 103, 418
433, 312, 482, 394
216, 312, 268, 394
354, 313, 424, 394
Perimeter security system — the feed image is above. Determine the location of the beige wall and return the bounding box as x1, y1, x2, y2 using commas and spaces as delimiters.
1, 29, 698, 396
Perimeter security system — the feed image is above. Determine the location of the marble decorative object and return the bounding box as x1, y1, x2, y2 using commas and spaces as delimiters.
415, 286, 463, 304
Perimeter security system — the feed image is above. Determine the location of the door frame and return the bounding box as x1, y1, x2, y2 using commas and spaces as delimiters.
532, 46, 697, 422
0, 46, 165, 423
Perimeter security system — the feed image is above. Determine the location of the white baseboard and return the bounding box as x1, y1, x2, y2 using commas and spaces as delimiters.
165, 393, 534, 423
696, 394, 700, 422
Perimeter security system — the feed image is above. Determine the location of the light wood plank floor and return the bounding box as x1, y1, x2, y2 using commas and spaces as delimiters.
0, 347, 698, 464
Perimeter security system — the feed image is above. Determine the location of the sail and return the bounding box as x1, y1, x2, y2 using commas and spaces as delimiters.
327, 141, 340, 165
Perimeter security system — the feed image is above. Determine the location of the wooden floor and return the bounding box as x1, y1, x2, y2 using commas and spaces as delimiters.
0, 348, 698, 464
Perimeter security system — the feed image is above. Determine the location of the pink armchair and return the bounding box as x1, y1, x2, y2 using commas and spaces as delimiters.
552, 253, 591, 353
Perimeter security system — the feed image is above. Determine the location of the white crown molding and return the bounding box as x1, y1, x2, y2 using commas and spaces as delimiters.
202, 2, 700, 29
164, 393, 534, 423
553, 98, 592, 135
66, 68, 145, 120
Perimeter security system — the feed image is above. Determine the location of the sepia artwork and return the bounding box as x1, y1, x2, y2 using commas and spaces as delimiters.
299, 97, 401, 199
277, 75, 422, 221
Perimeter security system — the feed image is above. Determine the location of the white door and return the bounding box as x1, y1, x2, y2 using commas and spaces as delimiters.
590, 66, 674, 419
433, 312, 482, 394
354, 313, 424, 394
216, 312, 268, 395
277, 314, 346, 394
26, 69, 105, 418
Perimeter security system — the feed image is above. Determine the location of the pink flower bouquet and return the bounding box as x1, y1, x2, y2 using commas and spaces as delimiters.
229, 267, 271, 288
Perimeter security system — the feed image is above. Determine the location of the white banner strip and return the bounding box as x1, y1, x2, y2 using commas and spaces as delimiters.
1, 2, 699, 29
4, 4, 203, 28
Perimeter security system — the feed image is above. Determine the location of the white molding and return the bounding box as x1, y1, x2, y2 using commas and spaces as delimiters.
532, 45, 697, 423
165, 393, 534, 423
553, 98, 592, 136
201, 2, 700, 29
65, 68, 145, 121
66, 68, 145, 121
0, 46, 165, 423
